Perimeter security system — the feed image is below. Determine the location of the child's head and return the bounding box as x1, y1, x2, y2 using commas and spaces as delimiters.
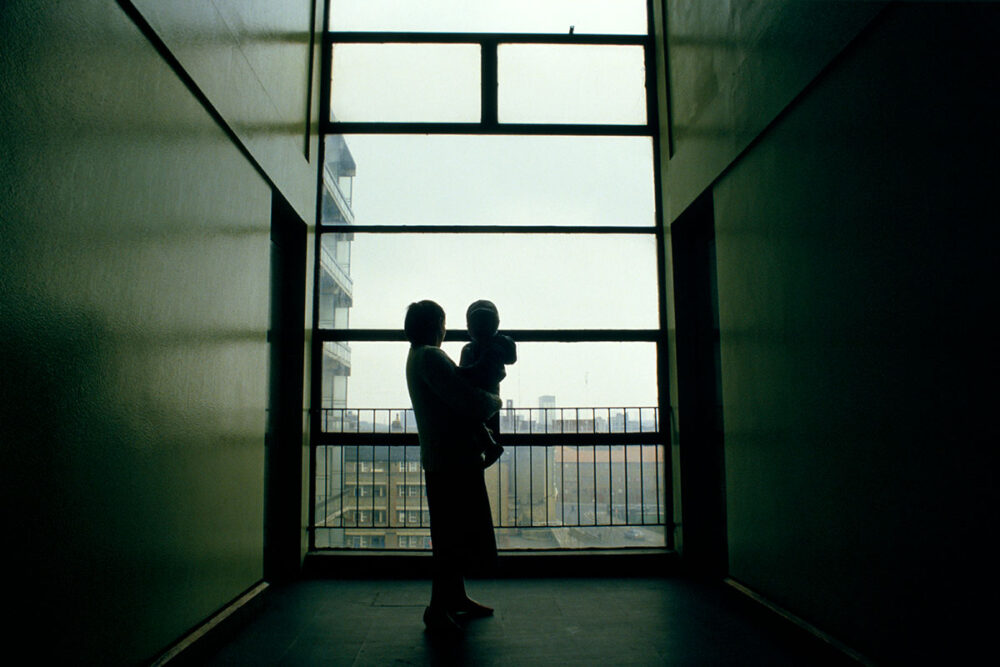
466, 300, 499, 340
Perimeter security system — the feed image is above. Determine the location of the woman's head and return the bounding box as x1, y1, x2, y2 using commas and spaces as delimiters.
404, 300, 446, 346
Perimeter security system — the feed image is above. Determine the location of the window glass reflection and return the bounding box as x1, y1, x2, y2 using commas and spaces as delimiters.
329, 0, 647, 35
320, 342, 656, 413
499, 44, 647, 125
330, 44, 480, 122
317, 232, 659, 330
320, 135, 655, 227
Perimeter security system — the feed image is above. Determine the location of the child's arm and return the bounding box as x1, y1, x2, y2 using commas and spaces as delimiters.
459, 342, 476, 368
498, 334, 516, 365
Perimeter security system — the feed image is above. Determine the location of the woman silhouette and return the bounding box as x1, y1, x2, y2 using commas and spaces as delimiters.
404, 300, 500, 633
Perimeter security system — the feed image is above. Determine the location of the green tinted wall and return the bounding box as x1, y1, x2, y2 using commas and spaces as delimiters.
712, 5, 996, 662
662, 0, 884, 221
0, 0, 310, 662
131, 0, 321, 220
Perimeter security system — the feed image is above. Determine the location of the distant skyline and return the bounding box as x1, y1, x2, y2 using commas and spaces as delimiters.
337, 341, 658, 409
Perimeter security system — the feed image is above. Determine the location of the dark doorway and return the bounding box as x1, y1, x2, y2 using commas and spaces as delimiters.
265, 192, 307, 581
671, 190, 727, 576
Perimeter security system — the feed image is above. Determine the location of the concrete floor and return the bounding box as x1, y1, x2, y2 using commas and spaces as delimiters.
202, 577, 854, 666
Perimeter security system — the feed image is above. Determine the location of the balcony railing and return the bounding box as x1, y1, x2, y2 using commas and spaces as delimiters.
312, 407, 666, 550
320, 407, 659, 435
322, 341, 352, 368
319, 241, 354, 299
323, 163, 355, 225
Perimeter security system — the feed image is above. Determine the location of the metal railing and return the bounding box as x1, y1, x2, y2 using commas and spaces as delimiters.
320, 406, 659, 435
312, 407, 666, 550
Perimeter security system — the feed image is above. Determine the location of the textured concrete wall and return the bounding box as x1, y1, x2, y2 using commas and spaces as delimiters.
1, 1, 281, 662
130, 0, 321, 220
662, 0, 884, 222
712, 5, 997, 662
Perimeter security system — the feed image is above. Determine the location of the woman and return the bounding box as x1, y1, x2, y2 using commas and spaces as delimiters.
404, 300, 501, 634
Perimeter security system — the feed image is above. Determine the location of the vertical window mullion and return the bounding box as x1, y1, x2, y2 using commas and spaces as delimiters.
481, 38, 498, 129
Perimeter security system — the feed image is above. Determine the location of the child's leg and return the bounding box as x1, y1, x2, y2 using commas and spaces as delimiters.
482, 414, 504, 468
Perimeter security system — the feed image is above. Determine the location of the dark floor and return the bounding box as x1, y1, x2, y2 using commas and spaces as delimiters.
202, 577, 854, 666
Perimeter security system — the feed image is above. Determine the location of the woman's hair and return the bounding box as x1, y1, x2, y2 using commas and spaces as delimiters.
404, 300, 445, 346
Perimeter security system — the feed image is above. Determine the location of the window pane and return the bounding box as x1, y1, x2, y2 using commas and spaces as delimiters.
329, 0, 647, 35
321, 135, 355, 225
318, 234, 353, 329
330, 44, 480, 122
319, 342, 657, 413
499, 45, 646, 125
320, 135, 655, 227
318, 233, 658, 330
313, 443, 666, 550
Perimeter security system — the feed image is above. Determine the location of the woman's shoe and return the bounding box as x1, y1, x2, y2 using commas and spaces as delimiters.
423, 606, 463, 634
453, 598, 494, 619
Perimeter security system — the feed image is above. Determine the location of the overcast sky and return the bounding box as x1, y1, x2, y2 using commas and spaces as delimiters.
328, 0, 647, 34
325, 2, 659, 410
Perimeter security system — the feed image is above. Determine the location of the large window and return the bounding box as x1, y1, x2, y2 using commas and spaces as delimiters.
312, 1, 669, 551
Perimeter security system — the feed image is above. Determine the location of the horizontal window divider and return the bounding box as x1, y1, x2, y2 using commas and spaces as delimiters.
318, 329, 661, 343
315, 432, 662, 447
324, 122, 651, 136
318, 224, 656, 234
327, 32, 648, 46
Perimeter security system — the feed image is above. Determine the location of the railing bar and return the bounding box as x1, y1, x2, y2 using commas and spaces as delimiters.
319, 445, 326, 529
640, 439, 645, 524
592, 441, 598, 526
320, 444, 325, 529
513, 441, 518, 527
545, 442, 550, 526
624, 437, 629, 526
497, 448, 503, 527
561, 446, 566, 527
605, 443, 611, 525
576, 445, 581, 527
529, 444, 534, 526
402, 450, 409, 525
655, 439, 662, 525
337, 445, 342, 528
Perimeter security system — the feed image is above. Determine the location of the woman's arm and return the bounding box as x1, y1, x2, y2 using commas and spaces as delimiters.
421, 347, 501, 421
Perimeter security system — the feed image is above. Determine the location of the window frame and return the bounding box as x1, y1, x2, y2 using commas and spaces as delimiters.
311, 1, 672, 551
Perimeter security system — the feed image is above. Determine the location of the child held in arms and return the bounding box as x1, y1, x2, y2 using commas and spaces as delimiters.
459, 300, 517, 468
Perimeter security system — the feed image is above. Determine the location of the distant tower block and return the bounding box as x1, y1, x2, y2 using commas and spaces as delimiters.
539, 395, 556, 432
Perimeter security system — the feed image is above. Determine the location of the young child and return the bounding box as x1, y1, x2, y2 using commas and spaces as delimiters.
458, 300, 517, 468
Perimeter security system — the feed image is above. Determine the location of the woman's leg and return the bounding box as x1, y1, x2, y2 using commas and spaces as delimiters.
447, 467, 495, 617
424, 470, 464, 630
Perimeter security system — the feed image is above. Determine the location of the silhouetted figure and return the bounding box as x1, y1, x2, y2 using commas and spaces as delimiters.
458, 300, 516, 468
404, 300, 500, 636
